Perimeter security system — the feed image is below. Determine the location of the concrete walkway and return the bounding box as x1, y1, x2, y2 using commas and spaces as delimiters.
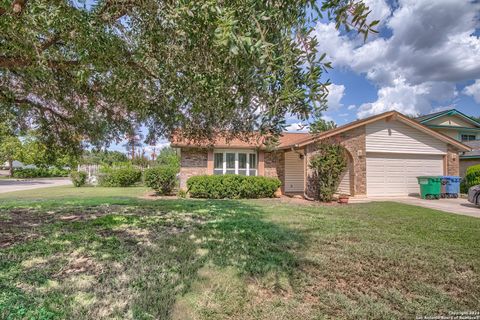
0, 178, 71, 194
351, 195, 480, 218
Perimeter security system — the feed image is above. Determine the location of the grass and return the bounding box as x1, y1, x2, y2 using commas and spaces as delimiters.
0, 187, 479, 319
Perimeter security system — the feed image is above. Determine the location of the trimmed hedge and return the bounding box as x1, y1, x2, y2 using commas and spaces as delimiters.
99, 166, 142, 187
70, 171, 87, 187
187, 175, 281, 199
465, 164, 480, 191
13, 167, 69, 178
144, 166, 178, 195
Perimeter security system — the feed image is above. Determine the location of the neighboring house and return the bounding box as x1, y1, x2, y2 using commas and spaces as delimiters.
2, 161, 34, 169
171, 111, 470, 198
415, 109, 480, 176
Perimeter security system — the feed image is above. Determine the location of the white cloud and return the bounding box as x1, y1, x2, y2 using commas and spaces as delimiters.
143, 141, 170, 157
364, 0, 391, 25
463, 80, 480, 103
313, 0, 480, 118
285, 122, 309, 132
357, 79, 457, 118
322, 114, 334, 122
327, 83, 345, 110
347, 104, 356, 110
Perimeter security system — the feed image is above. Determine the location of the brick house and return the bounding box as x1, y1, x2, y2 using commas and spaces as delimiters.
171, 111, 470, 198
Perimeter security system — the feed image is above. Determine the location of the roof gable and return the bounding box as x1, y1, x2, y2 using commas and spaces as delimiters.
293, 111, 471, 152
417, 109, 480, 128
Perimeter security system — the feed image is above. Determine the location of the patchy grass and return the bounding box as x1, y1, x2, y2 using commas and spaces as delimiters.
0, 187, 479, 319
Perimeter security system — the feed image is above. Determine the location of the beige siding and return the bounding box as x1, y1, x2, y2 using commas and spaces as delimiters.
284, 151, 304, 193
337, 167, 351, 195
366, 119, 447, 155
435, 128, 459, 140
428, 115, 476, 128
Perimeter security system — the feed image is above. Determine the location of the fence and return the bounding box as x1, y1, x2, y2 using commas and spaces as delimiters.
77, 164, 147, 177
77, 164, 101, 181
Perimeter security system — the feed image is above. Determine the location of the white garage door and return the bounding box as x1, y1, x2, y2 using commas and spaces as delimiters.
367, 153, 444, 196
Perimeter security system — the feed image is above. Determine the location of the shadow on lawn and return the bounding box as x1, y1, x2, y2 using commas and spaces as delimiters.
0, 199, 305, 320
130, 199, 305, 319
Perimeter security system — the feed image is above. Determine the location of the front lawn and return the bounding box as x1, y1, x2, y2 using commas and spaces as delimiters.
0, 187, 479, 319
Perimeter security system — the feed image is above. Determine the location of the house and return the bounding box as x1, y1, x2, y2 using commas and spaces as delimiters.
171, 111, 471, 198
1, 161, 34, 169
415, 109, 480, 176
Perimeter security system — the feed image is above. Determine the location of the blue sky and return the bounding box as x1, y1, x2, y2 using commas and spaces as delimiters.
106, 0, 480, 152
283, 0, 480, 131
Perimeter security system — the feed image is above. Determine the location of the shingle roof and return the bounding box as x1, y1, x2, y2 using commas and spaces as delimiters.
170, 132, 312, 149
171, 111, 472, 152
462, 140, 480, 157
415, 109, 455, 123
291, 111, 471, 151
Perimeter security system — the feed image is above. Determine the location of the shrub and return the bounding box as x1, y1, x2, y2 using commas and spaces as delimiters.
465, 164, 480, 191
187, 175, 281, 199
177, 189, 187, 198
99, 166, 142, 187
308, 140, 347, 202
70, 171, 87, 187
144, 166, 178, 195
12, 167, 69, 178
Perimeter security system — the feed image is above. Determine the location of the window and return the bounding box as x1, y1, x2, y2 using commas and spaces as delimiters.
212, 150, 257, 176
214, 153, 223, 175
225, 153, 235, 174
249, 153, 257, 176
461, 134, 476, 142
238, 153, 247, 175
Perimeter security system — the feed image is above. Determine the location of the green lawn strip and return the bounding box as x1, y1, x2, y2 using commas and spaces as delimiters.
1, 197, 302, 319
0, 186, 149, 201
0, 191, 479, 319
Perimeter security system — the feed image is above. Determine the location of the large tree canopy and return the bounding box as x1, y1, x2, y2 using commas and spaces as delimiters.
0, 0, 377, 150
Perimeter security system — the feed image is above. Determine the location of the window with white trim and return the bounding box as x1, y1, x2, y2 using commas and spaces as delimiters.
461, 134, 476, 142
213, 150, 258, 176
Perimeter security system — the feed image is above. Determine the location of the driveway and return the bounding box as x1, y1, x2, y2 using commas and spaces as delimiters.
0, 178, 72, 194
351, 196, 480, 218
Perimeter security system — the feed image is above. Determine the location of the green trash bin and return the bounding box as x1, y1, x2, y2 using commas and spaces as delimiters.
417, 176, 442, 200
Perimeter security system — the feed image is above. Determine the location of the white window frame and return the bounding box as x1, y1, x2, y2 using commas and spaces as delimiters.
213, 149, 257, 176
461, 134, 476, 142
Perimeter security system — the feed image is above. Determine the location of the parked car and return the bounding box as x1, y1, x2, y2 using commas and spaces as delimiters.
467, 185, 480, 206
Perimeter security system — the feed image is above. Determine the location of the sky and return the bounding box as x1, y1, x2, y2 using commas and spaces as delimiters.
110, 0, 480, 152
285, 0, 480, 132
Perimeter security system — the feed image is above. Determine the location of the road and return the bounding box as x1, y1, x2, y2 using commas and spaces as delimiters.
0, 178, 72, 194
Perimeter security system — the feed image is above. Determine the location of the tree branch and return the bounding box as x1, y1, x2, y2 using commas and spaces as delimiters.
0, 56, 79, 69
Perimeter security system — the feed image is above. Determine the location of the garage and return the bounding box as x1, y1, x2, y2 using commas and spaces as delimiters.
366, 153, 444, 196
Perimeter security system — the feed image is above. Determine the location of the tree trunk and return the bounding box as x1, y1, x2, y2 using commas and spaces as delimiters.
8, 159, 13, 177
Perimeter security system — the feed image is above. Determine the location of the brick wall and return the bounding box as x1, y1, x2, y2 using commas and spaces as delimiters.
264, 151, 285, 194
179, 148, 208, 189
305, 126, 367, 199
446, 145, 460, 176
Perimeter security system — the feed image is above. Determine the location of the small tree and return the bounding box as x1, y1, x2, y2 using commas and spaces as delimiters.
156, 147, 180, 171
123, 127, 144, 161
308, 140, 347, 202
0, 136, 23, 177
